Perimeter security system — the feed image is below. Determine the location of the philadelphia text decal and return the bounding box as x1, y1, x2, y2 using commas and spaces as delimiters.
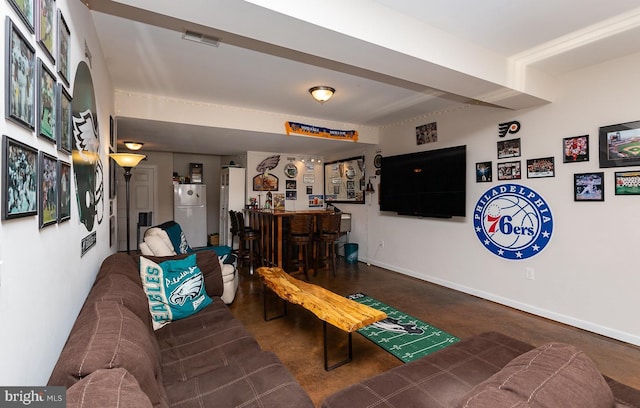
473, 184, 553, 260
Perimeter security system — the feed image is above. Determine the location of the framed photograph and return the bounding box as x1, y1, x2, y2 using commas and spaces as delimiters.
7, 0, 35, 32
614, 171, 640, 195
598, 120, 640, 168
303, 173, 315, 184
56, 10, 70, 86
497, 138, 521, 159
526, 157, 555, 178
56, 83, 71, 153
285, 190, 297, 200
252, 173, 278, 191
2, 135, 38, 219
285, 179, 296, 190
574, 172, 604, 201
37, 58, 56, 143
497, 160, 521, 180
58, 159, 70, 221
5, 17, 36, 130
563, 135, 589, 163
475, 161, 492, 182
416, 121, 437, 145
38, 151, 57, 228
37, 0, 55, 63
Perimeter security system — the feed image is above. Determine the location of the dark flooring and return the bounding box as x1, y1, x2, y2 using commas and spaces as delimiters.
228, 259, 640, 407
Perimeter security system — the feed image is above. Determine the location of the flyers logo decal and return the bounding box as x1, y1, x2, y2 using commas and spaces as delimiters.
498, 120, 521, 138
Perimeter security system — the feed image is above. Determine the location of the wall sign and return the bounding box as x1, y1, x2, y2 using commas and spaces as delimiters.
473, 184, 553, 260
285, 121, 358, 142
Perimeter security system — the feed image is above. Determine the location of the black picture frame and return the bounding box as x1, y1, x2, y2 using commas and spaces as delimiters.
497, 138, 521, 159
475, 161, 492, 182
37, 57, 56, 143
614, 171, 640, 196
109, 115, 116, 151
497, 160, 521, 180
56, 9, 70, 86
7, 0, 35, 32
56, 83, 71, 153
58, 159, 70, 221
526, 157, 555, 178
2, 135, 38, 219
37, 0, 55, 63
598, 120, 640, 168
563, 135, 589, 163
109, 153, 116, 199
38, 151, 58, 228
574, 172, 604, 202
5, 16, 36, 131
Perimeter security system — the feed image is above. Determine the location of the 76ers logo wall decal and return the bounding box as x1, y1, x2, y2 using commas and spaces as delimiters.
473, 184, 553, 260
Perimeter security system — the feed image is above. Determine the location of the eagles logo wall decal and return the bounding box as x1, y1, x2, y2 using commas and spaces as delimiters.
498, 120, 521, 138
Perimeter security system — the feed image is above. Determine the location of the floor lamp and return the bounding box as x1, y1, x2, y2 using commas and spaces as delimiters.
109, 153, 146, 253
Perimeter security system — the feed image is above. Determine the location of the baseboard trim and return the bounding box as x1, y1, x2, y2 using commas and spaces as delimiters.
359, 257, 640, 347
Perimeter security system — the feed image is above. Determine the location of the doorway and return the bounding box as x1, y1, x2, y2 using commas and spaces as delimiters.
116, 165, 157, 252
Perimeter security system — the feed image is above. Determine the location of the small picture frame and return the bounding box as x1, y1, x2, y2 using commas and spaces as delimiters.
598, 120, 640, 168
497, 138, 521, 159
37, 58, 56, 143
475, 161, 492, 182
563, 135, 589, 163
285, 179, 296, 190
56, 83, 71, 153
614, 171, 640, 195
497, 160, 521, 180
5, 17, 36, 131
58, 160, 70, 222
416, 121, 437, 145
574, 172, 604, 201
37, 0, 55, 63
303, 173, 315, 184
7, 0, 35, 32
526, 157, 555, 178
39, 151, 58, 228
56, 10, 70, 86
2, 135, 38, 219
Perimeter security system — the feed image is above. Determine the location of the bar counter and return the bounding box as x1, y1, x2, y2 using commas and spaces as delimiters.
245, 209, 335, 269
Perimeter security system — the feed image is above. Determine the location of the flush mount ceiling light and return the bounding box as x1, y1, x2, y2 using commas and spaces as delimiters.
309, 86, 335, 103
124, 141, 144, 151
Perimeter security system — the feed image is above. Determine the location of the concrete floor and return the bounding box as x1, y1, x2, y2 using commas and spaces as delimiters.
228, 260, 640, 407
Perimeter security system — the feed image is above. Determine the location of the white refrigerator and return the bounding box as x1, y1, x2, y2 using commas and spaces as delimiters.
174, 184, 207, 248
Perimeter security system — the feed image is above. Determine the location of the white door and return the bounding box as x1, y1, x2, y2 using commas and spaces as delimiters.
116, 166, 156, 252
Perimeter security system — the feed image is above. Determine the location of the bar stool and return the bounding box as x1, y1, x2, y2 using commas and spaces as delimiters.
235, 211, 261, 274
314, 212, 342, 277
228, 210, 239, 254
286, 214, 313, 280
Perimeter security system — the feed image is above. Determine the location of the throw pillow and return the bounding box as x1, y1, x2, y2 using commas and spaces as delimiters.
139, 254, 212, 330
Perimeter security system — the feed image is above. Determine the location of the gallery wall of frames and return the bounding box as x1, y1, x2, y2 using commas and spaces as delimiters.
3, 0, 73, 229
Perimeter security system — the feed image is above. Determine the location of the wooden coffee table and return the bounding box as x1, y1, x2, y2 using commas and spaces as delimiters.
257, 266, 387, 370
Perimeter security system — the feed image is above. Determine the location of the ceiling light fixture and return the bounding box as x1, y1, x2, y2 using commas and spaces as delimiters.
309, 86, 335, 103
124, 141, 144, 151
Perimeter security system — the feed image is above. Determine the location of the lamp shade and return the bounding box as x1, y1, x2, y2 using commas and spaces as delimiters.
109, 153, 146, 168
309, 86, 335, 103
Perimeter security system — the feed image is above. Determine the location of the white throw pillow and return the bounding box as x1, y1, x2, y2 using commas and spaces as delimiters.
144, 234, 175, 256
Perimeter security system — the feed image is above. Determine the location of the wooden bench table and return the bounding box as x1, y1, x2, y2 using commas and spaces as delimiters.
257, 267, 387, 370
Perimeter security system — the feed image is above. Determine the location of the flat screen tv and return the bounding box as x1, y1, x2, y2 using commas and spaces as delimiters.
380, 145, 466, 218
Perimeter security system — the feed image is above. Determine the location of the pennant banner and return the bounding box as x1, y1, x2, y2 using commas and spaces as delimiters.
285, 122, 358, 142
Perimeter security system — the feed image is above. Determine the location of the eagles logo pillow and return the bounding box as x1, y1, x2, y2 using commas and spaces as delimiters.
139, 254, 212, 330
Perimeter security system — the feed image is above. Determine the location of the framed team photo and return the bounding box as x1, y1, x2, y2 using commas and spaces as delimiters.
5, 17, 36, 131
37, 58, 56, 143
497, 160, 521, 180
614, 171, 640, 196
7, 0, 35, 32
574, 172, 604, 202
58, 160, 71, 221
563, 135, 589, 163
497, 138, 521, 159
38, 151, 58, 228
475, 161, 492, 182
526, 157, 555, 178
57, 10, 70, 86
598, 120, 640, 168
56, 84, 72, 153
2, 135, 38, 220
37, 0, 55, 63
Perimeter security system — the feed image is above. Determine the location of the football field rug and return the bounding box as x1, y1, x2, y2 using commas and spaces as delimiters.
347, 293, 460, 363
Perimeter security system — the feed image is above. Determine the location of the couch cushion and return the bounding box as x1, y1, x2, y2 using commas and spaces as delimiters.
94, 252, 140, 284
66, 368, 152, 408
139, 254, 213, 330
48, 301, 168, 408
459, 342, 614, 408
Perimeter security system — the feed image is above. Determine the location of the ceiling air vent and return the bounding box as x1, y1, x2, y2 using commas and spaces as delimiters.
182, 30, 220, 47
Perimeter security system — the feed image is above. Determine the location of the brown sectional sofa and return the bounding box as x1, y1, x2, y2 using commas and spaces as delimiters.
48, 251, 314, 408
48, 251, 640, 407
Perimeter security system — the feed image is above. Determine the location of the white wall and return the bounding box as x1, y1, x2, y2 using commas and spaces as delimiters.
0, 1, 115, 384
359, 51, 640, 346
